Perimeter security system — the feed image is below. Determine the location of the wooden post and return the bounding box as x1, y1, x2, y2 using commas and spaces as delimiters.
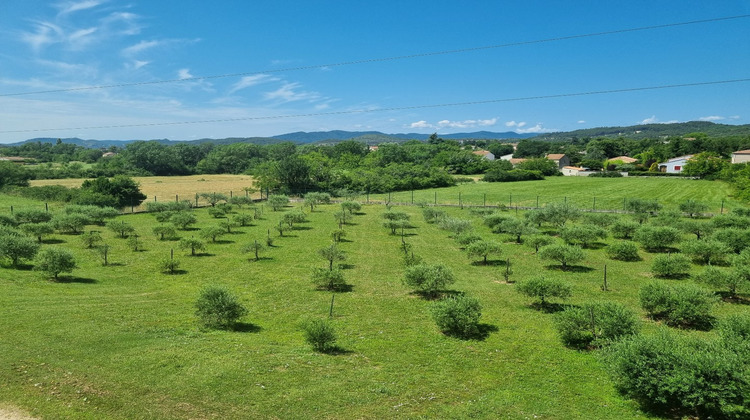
536, 195, 539, 208
10, 205, 13, 214
176, 194, 179, 202
434, 191, 437, 205
459, 192, 462, 209
195, 193, 199, 207
329, 294, 335, 317
483, 193, 486, 207
230, 190, 233, 198
45, 202, 48, 212
171, 248, 174, 260
154, 196, 157, 202
411, 190, 414, 204
720, 198, 725, 214
509, 194, 512, 207
593, 197, 596, 211
602, 264, 608, 291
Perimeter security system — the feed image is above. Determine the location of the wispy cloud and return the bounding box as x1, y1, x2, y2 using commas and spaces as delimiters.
698, 115, 724, 122
409, 120, 431, 129
640, 116, 679, 124
264, 82, 321, 103
228, 74, 278, 94
505, 120, 527, 128
56, 0, 105, 16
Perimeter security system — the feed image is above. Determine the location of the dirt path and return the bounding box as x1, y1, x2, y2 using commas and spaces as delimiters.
0, 406, 38, 420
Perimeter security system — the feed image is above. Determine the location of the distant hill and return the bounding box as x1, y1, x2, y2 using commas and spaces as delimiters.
531, 121, 750, 141
5, 122, 748, 149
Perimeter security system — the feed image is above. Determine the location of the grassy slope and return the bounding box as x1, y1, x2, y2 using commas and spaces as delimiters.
0, 177, 747, 419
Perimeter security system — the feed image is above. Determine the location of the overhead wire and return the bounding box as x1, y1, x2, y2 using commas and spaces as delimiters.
2, 78, 748, 134
1, 14, 748, 97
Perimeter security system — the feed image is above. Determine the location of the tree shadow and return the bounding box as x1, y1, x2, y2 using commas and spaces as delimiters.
9, 263, 35, 271
447, 323, 499, 341
717, 292, 750, 305
339, 263, 356, 270
42, 238, 66, 245
232, 322, 262, 333
653, 273, 691, 280
293, 226, 314, 231
104, 262, 126, 267
585, 242, 608, 250
316, 284, 354, 293
248, 256, 273, 262
530, 302, 576, 314
56, 276, 97, 284
545, 264, 595, 273
192, 253, 215, 257
320, 346, 353, 355
470, 259, 507, 267
412, 289, 464, 300
214, 239, 235, 245
163, 269, 188, 275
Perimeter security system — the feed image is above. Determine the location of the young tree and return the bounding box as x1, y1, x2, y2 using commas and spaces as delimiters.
20, 222, 55, 243
606, 241, 640, 261
170, 212, 198, 230
107, 220, 135, 238
195, 285, 248, 330
152, 225, 177, 240
267, 194, 290, 211
465, 240, 502, 265
14, 209, 53, 224
318, 243, 346, 271
233, 213, 254, 227
200, 226, 226, 243
555, 302, 640, 349
403, 263, 455, 298
383, 219, 409, 235
199, 192, 229, 207
633, 226, 681, 252
0, 235, 39, 267
679, 200, 709, 218
650, 254, 692, 278
526, 235, 554, 253
639, 282, 717, 328
303, 318, 337, 353
341, 201, 362, 215
311, 267, 347, 291
179, 238, 206, 256
680, 239, 731, 265
34, 247, 76, 280
159, 257, 181, 274
52, 213, 88, 234
560, 224, 607, 248
331, 228, 346, 244
80, 231, 103, 249
538, 244, 585, 270
242, 240, 265, 261
495, 218, 538, 243
516, 276, 572, 307
679, 219, 714, 240
431, 295, 483, 339
610, 219, 640, 240
304, 192, 331, 211
624, 198, 661, 224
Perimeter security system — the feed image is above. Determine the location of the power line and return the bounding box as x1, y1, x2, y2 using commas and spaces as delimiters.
2, 78, 748, 134
1, 14, 748, 97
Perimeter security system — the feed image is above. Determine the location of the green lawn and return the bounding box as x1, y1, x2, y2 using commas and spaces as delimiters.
369, 177, 736, 213
0, 178, 747, 419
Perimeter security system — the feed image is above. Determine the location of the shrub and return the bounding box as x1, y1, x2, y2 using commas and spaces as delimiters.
610, 219, 640, 240
465, 240, 502, 265
159, 258, 181, 274
52, 213, 89, 234
0, 214, 17, 227
233, 213, 254, 227
267, 194, 289, 211
422, 207, 446, 224
606, 331, 749, 418
195, 286, 248, 330
0, 235, 40, 267
200, 225, 226, 243
679, 199, 709, 218
560, 224, 607, 248
680, 239, 731, 265
555, 302, 640, 349
639, 282, 717, 328
152, 225, 177, 240
403, 263, 455, 298
106, 220, 135, 238
650, 254, 692, 278
303, 318, 337, 353
454, 231, 482, 246
179, 238, 206, 256
634, 226, 682, 252
311, 267, 347, 292
495, 218, 538, 243
438, 217, 473, 236
79, 231, 103, 249
340, 201, 362, 215
20, 222, 54, 243
711, 227, 750, 254
679, 219, 714, 240
525, 235, 553, 253
431, 295, 482, 339
717, 313, 750, 341
582, 213, 617, 228
606, 241, 640, 261
34, 247, 76, 280
516, 276, 572, 307
538, 244, 585, 269
14, 209, 53, 224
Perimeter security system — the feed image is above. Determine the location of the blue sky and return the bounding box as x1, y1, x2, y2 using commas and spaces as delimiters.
1, 0, 749, 143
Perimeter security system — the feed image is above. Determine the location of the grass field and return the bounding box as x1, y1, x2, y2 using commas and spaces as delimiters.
1, 177, 747, 419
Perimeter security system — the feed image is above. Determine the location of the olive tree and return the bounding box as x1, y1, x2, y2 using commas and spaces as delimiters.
20, 222, 54, 243
539, 244, 585, 270
267, 194, 289, 211
318, 243, 346, 271
465, 240, 502, 265
403, 263, 455, 298
34, 247, 76, 280
516, 276, 572, 307
0, 235, 39, 267
195, 285, 248, 330
179, 238, 206, 256
107, 220, 135, 238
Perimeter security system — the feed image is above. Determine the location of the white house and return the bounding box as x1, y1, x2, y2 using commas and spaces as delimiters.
731, 150, 750, 164
658, 155, 693, 174
499, 153, 514, 161
472, 150, 495, 161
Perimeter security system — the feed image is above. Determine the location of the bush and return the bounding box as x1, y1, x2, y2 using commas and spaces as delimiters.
711, 227, 750, 254
159, 258, 181, 274
634, 226, 682, 252
0, 235, 40, 267
422, 207, 446, 224
516, 276, 572, 307
718, 313, 750, 341
639, 282, 717, 328
431, 295, 482, 339
538, 244, 585, 269
303, 318, 337, 353
606, 241, 640, 261
403, 263, 455, 298
610, 219, 640, 240
681, 239, 731, 265
465, 240, 502, 265
33, 247, 76, 280
606, 331, 750, 418
194, 286, 248, 330
650, 254, 692, 278
14, 209, 53, 224
555, 302, 640, 349
311, 267, 347, 292
454, 231, 482, 246
560, 224, 607, 248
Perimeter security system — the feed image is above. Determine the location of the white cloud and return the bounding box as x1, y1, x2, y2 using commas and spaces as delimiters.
505, 120, 527, 128
263, 82, 321, 103
577, 120, 586, 124
177, 69, 193, 79
410, 120, 432, 129
228, 74, 277, 94
698, 115, 724, 122
121, 40, 161, 56
641, 115, 659, 124
435, 118, 498, 129
56, 0, 104, 15
516, 124, 553, 134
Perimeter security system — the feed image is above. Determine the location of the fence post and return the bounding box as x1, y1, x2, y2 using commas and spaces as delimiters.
459, 192, 462, 209
176, 194, 179, 202
195, 193, 199, 207
10, 205, 13, 214
230, 190, 233, 198
509, 194, 512, 207
602, 264, 608, 291
483, 193, 486, 207
45, 202, 48, 212
593, 197, 596, 211
434, 191, 437, 205
411, 190, 414, 204
536, 195, 539, 208
721, 198, 725, 214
